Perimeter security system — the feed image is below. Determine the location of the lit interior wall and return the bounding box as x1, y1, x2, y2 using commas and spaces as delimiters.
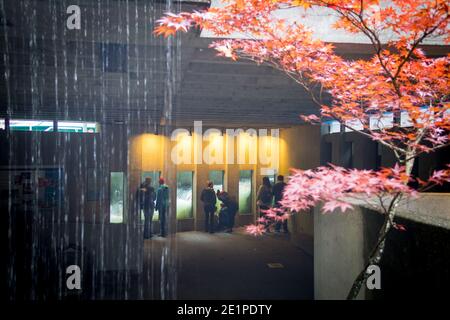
129, 127, 305, 231
235, 131, 258, 222
129, 133, 167, 230
279, 125, 321, 255
279, 125, 321, 175
171, 130, 196, 231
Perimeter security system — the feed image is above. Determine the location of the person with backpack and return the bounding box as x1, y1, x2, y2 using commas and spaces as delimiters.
200, 181, 217, 234
140, 177, 156, 239
217, 191, 238, 233
224, 195, 238, 233
272, 175, 288, 233
155, 177, 170, 237
256, 176, 273, 232
217, 202, 229, 231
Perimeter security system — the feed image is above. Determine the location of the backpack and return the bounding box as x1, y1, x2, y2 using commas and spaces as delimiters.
138, 187, 145, 209
260, 187, 272, 205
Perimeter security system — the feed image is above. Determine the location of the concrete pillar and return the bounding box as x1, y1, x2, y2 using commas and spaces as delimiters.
314, 205, 367, 299
279, 125, 320, 254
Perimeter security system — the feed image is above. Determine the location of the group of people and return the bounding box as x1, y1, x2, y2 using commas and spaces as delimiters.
200, 181, 238, 234
200, 174, 289, 235
138, 177, 169, 239
138, 174, 288, 239
256, 175, 288, 233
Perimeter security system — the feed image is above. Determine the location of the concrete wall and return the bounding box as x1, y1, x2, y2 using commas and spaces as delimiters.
314, 194, 450, 300
280, 125, 321, 255
314, 205, 374, 300
282, 126, 450, 299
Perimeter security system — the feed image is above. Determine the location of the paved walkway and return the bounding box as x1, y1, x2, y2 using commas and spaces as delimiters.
143, 228, 313, 299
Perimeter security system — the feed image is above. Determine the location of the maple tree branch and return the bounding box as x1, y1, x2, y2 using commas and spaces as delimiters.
376, 194, 389, 215
326, 1, 449, 101
393, 21, 447, 82
257, 53, 410, 158
234, 43, 416, 164
405, 142, 450, 163
332, 5, 401, 96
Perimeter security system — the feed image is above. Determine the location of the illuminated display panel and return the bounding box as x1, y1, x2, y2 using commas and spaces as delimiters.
209, 170, 224, 211
239, 170, 253, 214
176, 171, 193, 219
110, 172, 124, 224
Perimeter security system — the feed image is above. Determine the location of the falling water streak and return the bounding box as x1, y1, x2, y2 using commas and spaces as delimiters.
0, 0, 11, 116
0, 0, 13, 301
175, 0, 182, 299
80, 1, 87, 302
161, 0, 180, 300
62, 0, 71, 300
99, 0, 107, 299
37, 1, 47, 300
124, 0, 130, 300
152, 0, 158, 134
149, 1, 155, 132
174, 0, 182, 300
2, 0, 187, 300
145, 0, 155, 299
133, 1, 143, 300
140, 1, 145, 133
50, 0, 59, 301
160, 247, 166, 300
161, 0, 173, 300
73, 0, 82, 300
50, 0, 63, 300
29, 0, 39, 301
90, 0, 101, 300
20, 0, 28, 299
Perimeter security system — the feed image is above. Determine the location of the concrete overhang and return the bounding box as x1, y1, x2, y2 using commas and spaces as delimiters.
201, 0, 447, 46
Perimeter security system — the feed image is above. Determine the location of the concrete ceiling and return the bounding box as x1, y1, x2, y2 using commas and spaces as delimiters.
0, 0, 448, 130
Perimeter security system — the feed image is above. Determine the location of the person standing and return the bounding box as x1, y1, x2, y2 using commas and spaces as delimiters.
141, 177, 156, 239
225, 195, 238, 233
200, 181, 217, 234
217, 191, 238, 233
256, 176, 273, 232
272, 175, 288, 233
217, 202, 229, 231
156, 177, 170, 237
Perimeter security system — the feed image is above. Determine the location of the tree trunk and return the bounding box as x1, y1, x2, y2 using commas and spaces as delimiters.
346, 209, 393, 299
346, 156, 415, 300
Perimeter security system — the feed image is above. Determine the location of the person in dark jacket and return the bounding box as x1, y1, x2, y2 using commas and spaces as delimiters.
140, 177, 156, 239
217, 191, 238, 233
155, 177, 170, 237
225, 195, 238, 233
200, 181, 217, 234
256, 176, 273, 232
217, 202, 229, 231
272, 175, 288, 233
